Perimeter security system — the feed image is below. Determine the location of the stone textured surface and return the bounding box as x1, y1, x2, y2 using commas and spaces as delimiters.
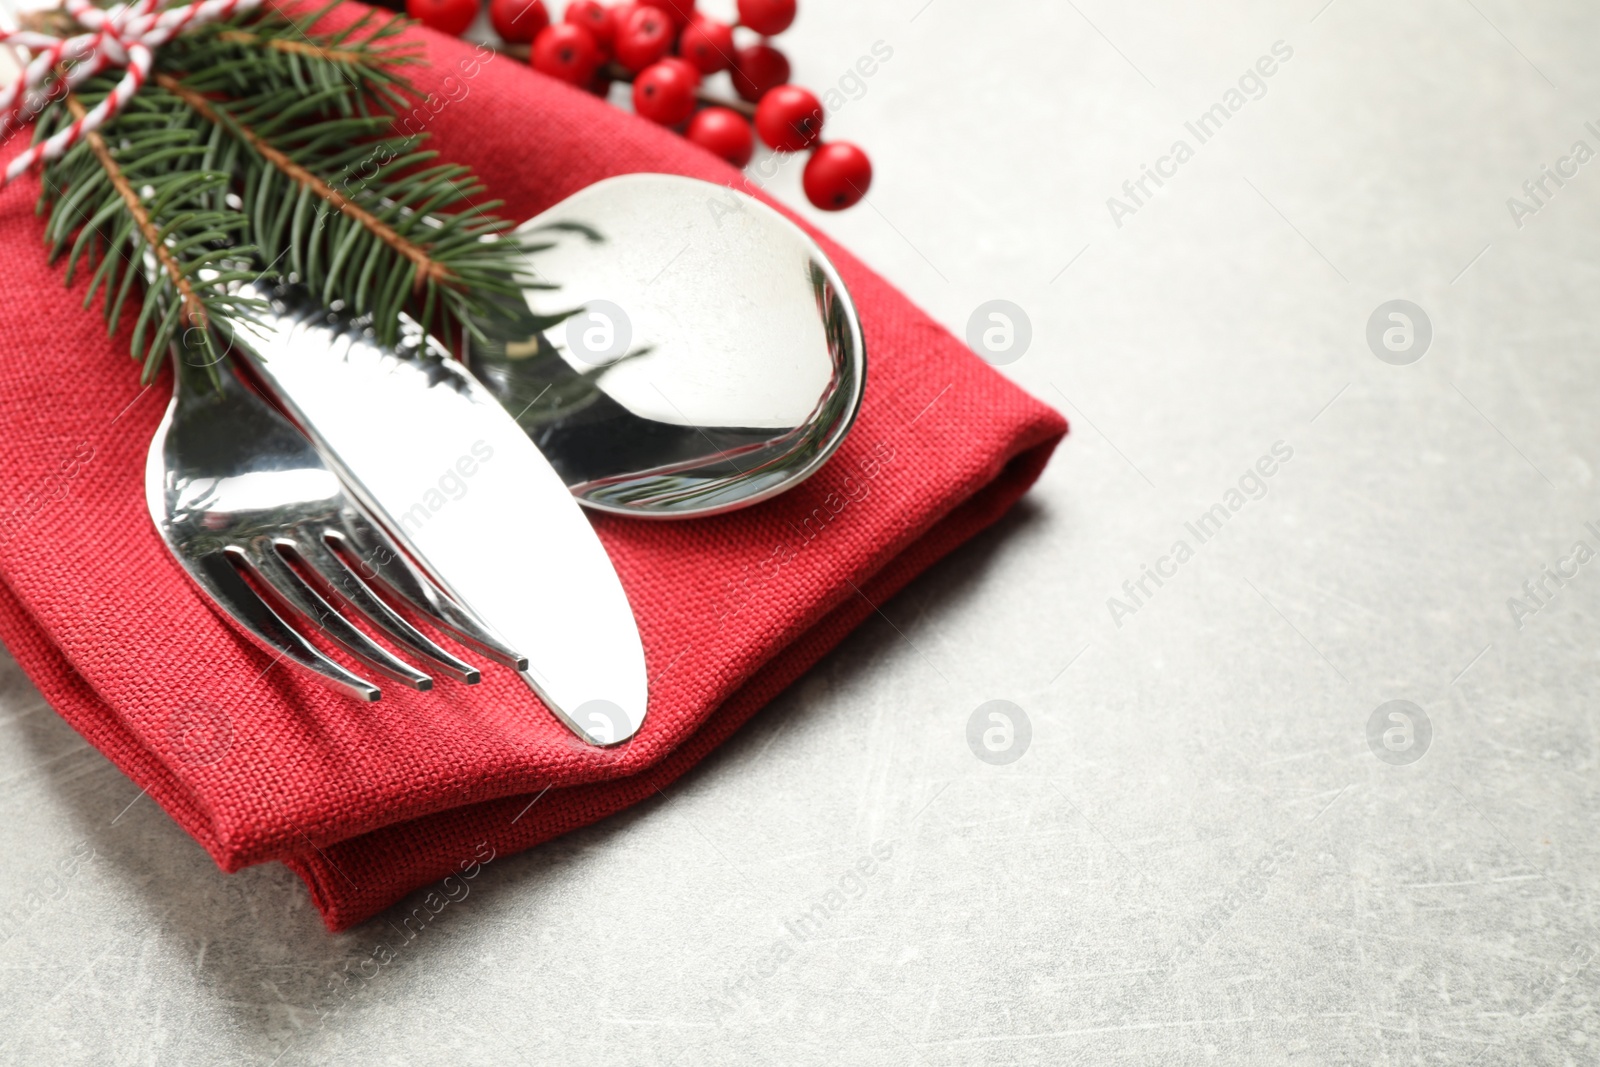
5, 0, 1600, 1062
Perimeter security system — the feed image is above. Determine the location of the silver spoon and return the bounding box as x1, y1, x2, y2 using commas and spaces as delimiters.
467, 173, 867, 519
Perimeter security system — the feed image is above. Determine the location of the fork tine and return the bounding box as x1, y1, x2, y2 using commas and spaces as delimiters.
242, 542, 435, 691
193, 552, 381, 702
335, 516, 530, 672
292, 535, 481, 685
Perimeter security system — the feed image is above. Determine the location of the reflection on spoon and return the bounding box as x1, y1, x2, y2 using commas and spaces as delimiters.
467, 173, 866, 519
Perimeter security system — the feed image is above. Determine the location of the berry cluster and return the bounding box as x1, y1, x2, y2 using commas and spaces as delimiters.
405, 0, 872, 210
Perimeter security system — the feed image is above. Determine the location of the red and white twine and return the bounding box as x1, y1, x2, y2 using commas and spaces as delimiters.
0, 0, 261, 185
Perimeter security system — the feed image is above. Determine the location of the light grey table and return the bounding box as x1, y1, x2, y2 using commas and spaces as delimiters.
5, 0, 1599, 1063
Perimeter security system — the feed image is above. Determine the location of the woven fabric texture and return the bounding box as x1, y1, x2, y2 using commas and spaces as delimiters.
0, 3, 1067, 930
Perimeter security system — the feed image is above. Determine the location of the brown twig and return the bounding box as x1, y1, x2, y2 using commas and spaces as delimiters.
20, 9, 76, 36
592, 61, 759, 119
153, 72, 450, 290
213, 30, 375, 63
64, 93, 208, 329
483, 42, 759, 118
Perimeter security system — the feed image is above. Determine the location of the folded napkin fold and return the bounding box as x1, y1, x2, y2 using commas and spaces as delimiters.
0, 3, 1066, 930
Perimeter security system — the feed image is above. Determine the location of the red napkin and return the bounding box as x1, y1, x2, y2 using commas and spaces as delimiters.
0, 5, 1066, 930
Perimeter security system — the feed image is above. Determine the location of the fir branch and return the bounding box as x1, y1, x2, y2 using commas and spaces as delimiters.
31, 3, 531, 376
155, 72, 450, 291
159, 67, 529, 347
63, 93, 208, 329
36, 82, 261, 381
159, 5, 529, 346
166, 1, 419, 116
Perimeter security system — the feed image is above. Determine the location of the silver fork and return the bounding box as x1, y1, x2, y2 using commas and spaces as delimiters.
145, 335, 528, 700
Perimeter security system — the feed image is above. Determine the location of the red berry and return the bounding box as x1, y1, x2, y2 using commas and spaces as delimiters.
488, 0, 547, 42
632, 61, 697, 125
614, 4, 673, 72
657, 55, 702, 87
679, 16, 735, 73
729, 42, 789, 102
531, 23, 601, 85
736, 0, 795, 35
643, 0, 696, 29
564, 0, 613, 47
803, 142, 871, 210
687, 107, 754, 167
488, 0, 547, 43
754, 84, 823, 152
406, 0, 478, 37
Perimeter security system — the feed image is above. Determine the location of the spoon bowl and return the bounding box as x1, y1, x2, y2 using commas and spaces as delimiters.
468, 173, 866, 519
